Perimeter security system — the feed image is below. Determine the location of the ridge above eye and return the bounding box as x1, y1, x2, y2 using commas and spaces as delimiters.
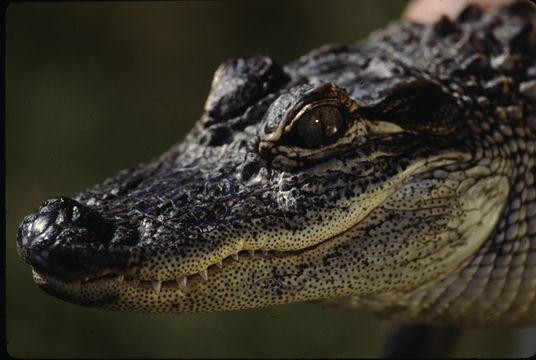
204, 55, 288, 123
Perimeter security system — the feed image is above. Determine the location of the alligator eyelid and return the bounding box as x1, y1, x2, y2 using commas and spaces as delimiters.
284, 98, 345, 134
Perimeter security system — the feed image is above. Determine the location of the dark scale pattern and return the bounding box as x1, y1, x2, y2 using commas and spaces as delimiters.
16, 2, 536, 325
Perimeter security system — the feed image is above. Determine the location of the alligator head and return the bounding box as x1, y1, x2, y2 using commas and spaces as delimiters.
16, 3, 536, 325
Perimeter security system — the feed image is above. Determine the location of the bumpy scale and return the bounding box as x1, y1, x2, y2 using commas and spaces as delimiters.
16, 2, 536, 326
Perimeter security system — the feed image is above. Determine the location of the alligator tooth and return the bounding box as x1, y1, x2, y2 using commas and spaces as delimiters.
248, 250, 255, 258
152, 280, 162, 295
177, 277, 187, 292
216, 261, 223, 269
263, 250, 269, 257
199, 269, 208, 281
117, 275, 124, 283
231, 253, 239, 261
72, 280, 81, 291
133, 278, 140, 286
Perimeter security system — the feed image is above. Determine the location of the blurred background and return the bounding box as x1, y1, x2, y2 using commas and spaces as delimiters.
5, 1, 534, 358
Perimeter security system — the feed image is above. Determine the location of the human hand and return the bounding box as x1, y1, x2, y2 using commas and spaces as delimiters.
402, 0, 532, 23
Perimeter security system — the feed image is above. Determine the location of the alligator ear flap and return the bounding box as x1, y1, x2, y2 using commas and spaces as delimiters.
371, 80, 460, 135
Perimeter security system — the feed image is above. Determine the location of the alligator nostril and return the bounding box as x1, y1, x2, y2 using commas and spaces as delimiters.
16, 196, 118, 279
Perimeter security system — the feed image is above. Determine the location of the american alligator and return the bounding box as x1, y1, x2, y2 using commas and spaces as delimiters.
16, 0, 536, 348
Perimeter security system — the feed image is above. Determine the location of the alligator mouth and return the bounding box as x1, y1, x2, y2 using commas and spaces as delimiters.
32, 246, 304, 296
21, 196, 340, 303
27, 151, 467, 308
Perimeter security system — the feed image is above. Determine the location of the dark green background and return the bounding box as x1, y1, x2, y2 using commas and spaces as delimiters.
6, 1, 534, 358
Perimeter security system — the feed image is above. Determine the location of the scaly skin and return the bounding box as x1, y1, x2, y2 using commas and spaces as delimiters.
16, 2, 536, 326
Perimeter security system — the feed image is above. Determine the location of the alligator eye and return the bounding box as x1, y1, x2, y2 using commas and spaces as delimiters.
295, 106, 344, 148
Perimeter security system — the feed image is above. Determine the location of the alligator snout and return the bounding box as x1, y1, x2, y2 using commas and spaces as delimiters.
16, 197, 120, 281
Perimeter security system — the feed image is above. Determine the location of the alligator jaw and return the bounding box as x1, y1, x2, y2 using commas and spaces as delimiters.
28, 150, 482, 314
30, 241, 350, 312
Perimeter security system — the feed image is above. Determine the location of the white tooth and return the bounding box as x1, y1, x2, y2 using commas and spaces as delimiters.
231, 253, 239, 261
177, 277, 187, 292
199, 269, 208, 281
263, 250, 269, 256
248, 250, 255, 258
117, 275, 124, 283
216, 261, 223, 269
133, 278, 140, 286
72, 280, 81, 291
97, 244, 104, 251
152, 280, 162, 295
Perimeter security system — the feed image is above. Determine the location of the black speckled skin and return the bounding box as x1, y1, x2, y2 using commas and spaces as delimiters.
17, 2, 536, 325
